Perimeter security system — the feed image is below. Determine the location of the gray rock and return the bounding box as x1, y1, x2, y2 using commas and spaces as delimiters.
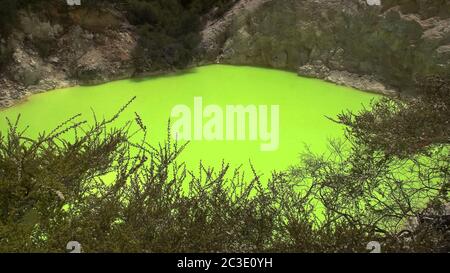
201, 0, 450, 94
0, 4, 137, 107
298, 62, 331, 79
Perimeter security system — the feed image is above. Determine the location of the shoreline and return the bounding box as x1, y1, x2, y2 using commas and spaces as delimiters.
0, 63, 394, 110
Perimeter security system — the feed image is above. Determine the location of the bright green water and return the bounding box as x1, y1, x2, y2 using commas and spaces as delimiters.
0, 65, 379, 175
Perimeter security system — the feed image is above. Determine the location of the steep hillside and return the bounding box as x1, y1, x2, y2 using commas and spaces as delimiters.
201, 0, 450, 94
0, 0, 449, 107
0, 2, 136, 107
0, 0, 236, 107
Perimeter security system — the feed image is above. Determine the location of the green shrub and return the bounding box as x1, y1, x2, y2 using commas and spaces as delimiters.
0, 77, 448, 253
0, 44, 12, 70
0, 0, 18, 34
0, 0, 49, 34
123, 0, 236, 72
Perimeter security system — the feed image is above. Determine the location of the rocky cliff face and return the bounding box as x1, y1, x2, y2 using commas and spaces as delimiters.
0, 4, 137, 108
1, 0, 449, 108
201, 0, 450, 94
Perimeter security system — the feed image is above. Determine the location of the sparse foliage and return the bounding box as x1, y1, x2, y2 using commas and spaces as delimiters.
0, 77, 448, 253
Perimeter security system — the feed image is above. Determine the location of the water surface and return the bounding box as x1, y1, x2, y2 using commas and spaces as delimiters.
0, 65, 379, 175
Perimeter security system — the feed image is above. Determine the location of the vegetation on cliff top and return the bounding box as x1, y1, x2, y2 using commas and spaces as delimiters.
0, 0, 237, 72
123, 0, 237, 71
0, 77, 448, 253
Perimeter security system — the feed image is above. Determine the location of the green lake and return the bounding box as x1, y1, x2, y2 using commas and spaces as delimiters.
0, 65, 379, 175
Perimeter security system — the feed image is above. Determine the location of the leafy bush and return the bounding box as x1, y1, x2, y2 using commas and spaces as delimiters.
335, 76, 450, 157
0, 0, 48, 34
0, 77, 448, 253
123, 0, 237, 72
0, 43, 12, 71
0, 0, 19, 34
